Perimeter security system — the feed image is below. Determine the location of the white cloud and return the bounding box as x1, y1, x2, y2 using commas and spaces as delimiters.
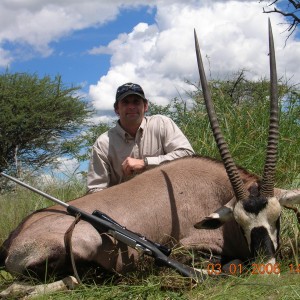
88, 1, 300, 113
0, 0, 121, 61
0, 48, 12, 66
48, 157, 83, 182
0, 0, 299, 114
37, 156, 83, 185
88, 114, 117, 126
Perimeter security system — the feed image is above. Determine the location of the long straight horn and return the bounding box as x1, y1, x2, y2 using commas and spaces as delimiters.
194, 29, 247, 202
260, 19, 279, 197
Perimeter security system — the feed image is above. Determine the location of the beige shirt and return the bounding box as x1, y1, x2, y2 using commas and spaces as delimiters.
87, 115, 194, 192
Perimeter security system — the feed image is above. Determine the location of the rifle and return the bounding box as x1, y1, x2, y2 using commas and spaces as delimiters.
0, 172, 204, 281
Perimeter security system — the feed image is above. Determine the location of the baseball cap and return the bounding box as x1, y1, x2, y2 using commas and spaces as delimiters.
115, 83, 147, 102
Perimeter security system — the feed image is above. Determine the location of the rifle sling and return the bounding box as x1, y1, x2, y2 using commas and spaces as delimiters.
64, 213, 82, 284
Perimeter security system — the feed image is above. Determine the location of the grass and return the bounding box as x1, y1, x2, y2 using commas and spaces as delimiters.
2, 260, 300, 299
0, 177, 87, 246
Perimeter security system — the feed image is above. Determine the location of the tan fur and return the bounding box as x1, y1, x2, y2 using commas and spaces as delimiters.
1, 156, 254, 277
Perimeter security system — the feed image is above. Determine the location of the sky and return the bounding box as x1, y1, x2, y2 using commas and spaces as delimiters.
1, 0, 299, 178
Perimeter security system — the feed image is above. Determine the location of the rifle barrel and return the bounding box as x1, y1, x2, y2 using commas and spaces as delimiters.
0, 172, 69, 208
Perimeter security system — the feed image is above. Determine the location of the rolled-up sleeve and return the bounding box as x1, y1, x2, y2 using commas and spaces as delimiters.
87, 143, 110, 193
146, 116, 194, 166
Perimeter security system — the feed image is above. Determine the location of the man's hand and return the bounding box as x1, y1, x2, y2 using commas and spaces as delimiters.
122, 157, 146, 176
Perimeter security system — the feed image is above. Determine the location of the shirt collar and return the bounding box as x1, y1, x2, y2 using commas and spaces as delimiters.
115, 118, 146, 140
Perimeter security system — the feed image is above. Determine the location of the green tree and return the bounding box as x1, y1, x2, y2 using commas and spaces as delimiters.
0, 71, 92, 176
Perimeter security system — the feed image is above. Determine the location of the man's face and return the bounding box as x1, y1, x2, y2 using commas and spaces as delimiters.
115, 95, 148, 125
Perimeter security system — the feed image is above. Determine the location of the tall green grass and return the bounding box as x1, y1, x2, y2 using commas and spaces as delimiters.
152, 82, 300, 188
0, 177, 86, 246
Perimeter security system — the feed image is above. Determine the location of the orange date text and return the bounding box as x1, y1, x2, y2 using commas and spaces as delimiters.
206, 263, 281, 275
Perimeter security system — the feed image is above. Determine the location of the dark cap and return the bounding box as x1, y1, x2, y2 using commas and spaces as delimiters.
115, 83, 147, 102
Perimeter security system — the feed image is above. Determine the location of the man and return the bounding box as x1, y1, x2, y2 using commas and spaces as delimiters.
87, 82, 194, 193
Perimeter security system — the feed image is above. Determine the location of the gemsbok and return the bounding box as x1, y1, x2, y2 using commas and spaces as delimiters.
1, 20, 300, 296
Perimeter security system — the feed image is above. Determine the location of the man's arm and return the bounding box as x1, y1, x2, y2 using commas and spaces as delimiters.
146, 116, 194, 166
123, 116, 194, 174
87, 146, 110, 193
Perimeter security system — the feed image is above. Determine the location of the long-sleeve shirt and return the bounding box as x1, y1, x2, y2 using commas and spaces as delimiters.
87, 115, 195, 192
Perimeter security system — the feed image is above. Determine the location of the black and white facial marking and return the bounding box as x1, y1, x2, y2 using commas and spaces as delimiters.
233, 196, 281, 263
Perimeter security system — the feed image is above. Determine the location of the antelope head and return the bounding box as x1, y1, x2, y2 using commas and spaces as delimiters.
193, 19, 300, 264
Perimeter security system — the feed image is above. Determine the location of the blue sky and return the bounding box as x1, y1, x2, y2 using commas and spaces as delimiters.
3, 5, 156, 95
0, 0, 299, 177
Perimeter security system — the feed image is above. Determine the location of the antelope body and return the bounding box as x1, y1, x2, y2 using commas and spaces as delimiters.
0, 157, 251, 277
1, 20, 300, 283
1, 156, 299, 279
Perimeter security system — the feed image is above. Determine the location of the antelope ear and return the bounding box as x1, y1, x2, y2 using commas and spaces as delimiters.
278, 189, 300, 206
194, 205, 234, 229
194, 197, 236, 229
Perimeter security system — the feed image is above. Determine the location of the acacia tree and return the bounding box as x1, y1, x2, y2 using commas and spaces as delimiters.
260, 0, 300, 39
0, 71, 92, 176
